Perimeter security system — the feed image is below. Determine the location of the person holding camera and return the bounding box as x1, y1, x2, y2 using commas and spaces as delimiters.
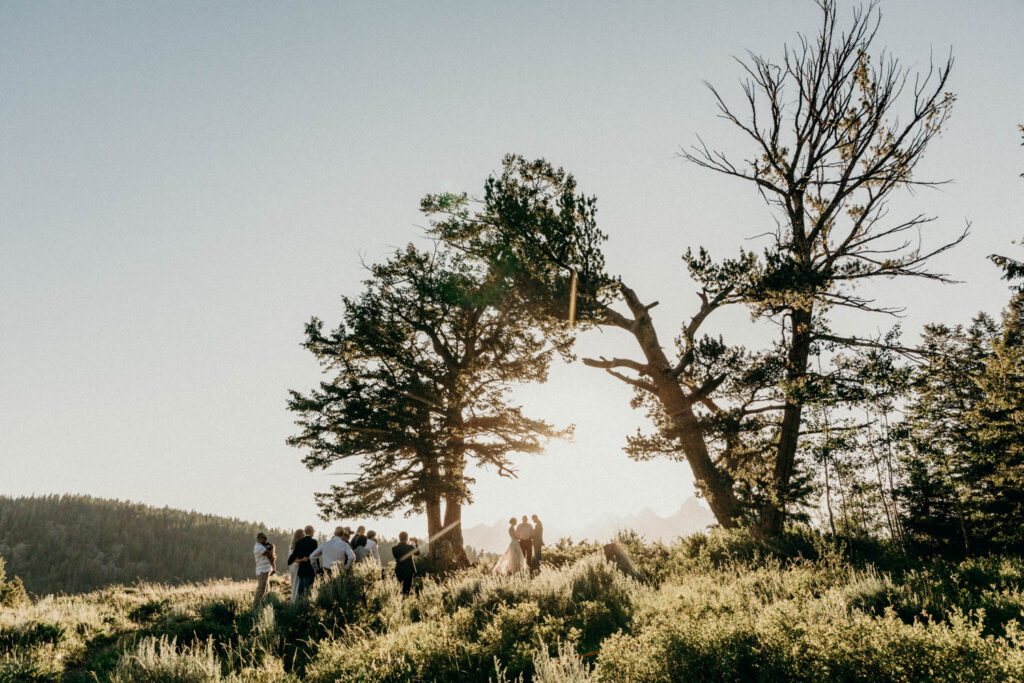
391, 531, 419, 596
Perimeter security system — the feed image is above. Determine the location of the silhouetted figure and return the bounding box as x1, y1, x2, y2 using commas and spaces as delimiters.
515, 516, 534, 567
531, 514, 544, 569
287, 525, 319, 598
492, 517, 528, 575
392, 531, 419, 596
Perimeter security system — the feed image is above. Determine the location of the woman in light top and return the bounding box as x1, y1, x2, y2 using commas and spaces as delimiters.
287, 529, 304, 604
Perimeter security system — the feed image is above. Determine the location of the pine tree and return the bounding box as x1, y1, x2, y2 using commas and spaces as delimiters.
966, 247, 1024, 549
288, 245, 569, 562
899, 318, 994, 552
0, 555, 28, 606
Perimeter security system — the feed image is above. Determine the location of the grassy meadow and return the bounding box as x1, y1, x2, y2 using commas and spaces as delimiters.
3, 531, 1024, 682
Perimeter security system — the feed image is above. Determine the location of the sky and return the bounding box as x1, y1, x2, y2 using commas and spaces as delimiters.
2, 1, 1022, 538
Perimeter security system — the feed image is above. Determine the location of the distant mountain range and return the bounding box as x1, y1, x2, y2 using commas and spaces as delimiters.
463, 497, 716, 554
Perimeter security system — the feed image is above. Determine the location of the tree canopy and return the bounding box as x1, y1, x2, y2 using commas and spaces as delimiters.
426, 1, 964, 535
288, 244, 570, 559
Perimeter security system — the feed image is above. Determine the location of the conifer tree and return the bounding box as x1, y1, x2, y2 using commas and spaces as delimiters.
965, 245, 1024, 549
288, 245, 569, 560
0, 555, 27, 607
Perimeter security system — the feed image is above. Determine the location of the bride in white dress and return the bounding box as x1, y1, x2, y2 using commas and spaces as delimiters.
492, 517, 528, 575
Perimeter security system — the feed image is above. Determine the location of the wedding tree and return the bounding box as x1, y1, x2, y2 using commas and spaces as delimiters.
426, 1, 964, 535
288, 245, 570, 559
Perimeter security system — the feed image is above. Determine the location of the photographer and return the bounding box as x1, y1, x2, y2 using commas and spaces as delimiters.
391, 532, 419, 596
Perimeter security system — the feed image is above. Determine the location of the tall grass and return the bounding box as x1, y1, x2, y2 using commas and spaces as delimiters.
2, 531, 1024, 681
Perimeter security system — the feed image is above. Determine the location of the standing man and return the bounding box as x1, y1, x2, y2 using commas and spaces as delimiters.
516, 516, 534, 568
252, 532, 273, 611
392, 531, 419, 597
309, 526, 356, 574
531, 514, 544, 569
287, 525, 319, 599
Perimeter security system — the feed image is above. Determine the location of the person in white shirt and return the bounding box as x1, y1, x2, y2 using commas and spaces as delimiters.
356, 529, 382, 566
309, 526, 356, 574
252, 532, 274, 611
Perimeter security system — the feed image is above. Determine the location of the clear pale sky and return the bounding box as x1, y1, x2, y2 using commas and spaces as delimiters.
2, 1, 1022, 536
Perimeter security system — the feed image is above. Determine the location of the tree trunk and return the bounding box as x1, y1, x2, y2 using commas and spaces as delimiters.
669, 405, 741, 527
866, 414, 898, 542
880, 410, 906, 551
423, 453, 444, 545
824, 453, 837, 537
425, 496, 443, 545
441, 496, 469, 564
759, 307, 814, 536
611, 286, 744, 528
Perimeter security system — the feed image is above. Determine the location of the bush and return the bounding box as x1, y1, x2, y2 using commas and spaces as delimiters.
0, 645, 63, 683
4, 533, 1024, 680
596, 577, 1024, 682
111, 636, 222, 683
0, 622, 67, 651
303, 556, 636, 681
0, 558, 27, 608
541, 539, 603, 570
492, 640, 596, 683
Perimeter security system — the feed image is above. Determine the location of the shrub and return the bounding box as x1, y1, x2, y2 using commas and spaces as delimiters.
303, 620, 474, 682
477, 602, 541, 673
0, 645, 63, 683
0, 558, 27, 608
541, 539, 603, 570
4, 533, 1024, 681
111, 636, 222, 683
492, 640, 595, 683
595, 589, 1024, 682
0, 622, 67, 651
303, 556, 636, 682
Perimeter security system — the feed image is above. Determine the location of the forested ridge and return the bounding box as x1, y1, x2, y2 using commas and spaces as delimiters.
0, 495, 294, 596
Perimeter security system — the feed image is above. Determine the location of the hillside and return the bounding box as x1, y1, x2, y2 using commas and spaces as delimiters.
0, 495, 298, 596
1, 531, 1023, 681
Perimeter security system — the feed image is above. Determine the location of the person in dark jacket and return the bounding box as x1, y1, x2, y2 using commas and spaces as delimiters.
392, 531, 419, 596
531, 514, 544, 569
286, 525, 319, 598
350, 525, 367, 552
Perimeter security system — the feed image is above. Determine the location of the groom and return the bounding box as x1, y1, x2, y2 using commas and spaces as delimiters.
515, 516, 534, 567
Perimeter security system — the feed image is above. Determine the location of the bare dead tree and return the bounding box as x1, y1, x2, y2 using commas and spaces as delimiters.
428, 1, 965, 536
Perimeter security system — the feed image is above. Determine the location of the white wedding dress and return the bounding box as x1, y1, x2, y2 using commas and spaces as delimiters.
492, 528, 528, 575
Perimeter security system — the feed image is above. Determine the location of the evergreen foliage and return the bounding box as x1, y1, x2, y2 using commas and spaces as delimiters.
0, 495, 292, 596
805, 233, 1024, 556
288, 244, 570, 560
0, 557, 27, 608
897, 243, 1024, 553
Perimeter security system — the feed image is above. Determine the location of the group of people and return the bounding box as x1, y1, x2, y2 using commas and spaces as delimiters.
493, 514, 544, 575
251, 525, 421, 610
252, 514, 547, 609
